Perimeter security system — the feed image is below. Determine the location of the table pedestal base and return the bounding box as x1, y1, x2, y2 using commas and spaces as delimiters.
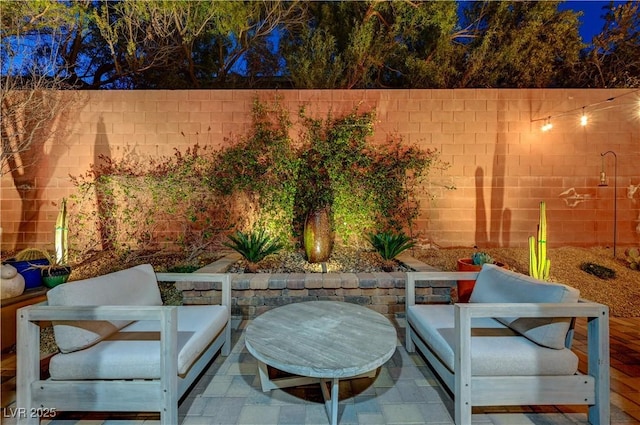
256, 361, 376, 425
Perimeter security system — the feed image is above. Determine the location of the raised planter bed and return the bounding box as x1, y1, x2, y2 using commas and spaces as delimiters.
175, 252, 453, 319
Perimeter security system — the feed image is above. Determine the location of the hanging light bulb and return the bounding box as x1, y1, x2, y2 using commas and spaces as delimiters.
580, 108, 588, 126
541, 117, 552, 132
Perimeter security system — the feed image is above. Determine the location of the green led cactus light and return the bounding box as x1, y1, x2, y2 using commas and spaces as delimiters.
55, 198, 68, 264
529, 201, 550, 280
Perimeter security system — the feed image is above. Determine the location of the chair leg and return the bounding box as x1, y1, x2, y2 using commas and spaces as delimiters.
161, 408, 178, 425
587, 311, 610, 425
222, 324, 231, 356
17, 311, 40, 425
405, 326, 415, 352
454, 400, 472, 425
161, 385, 178, 425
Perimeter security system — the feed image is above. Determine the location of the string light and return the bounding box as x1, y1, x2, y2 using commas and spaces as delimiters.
532, 88, 639, 131
580, 107, 588, 126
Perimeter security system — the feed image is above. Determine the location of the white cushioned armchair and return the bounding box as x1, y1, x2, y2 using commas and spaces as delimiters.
17, 264, 231, 425
405, 264, 610, 425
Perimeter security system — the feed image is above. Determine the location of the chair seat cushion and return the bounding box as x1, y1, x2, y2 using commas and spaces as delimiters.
407, 304, 578, 376
49, 305, 228, 380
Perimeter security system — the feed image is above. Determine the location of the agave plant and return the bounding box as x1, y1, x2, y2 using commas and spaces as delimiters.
367, 231, 415, 271
223, 229, 283, 272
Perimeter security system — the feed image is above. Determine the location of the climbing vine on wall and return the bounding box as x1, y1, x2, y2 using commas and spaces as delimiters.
208, 97, 451, 247
69, 96, 451, 255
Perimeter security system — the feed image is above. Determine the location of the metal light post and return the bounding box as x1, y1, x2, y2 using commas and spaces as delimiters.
599, 150, 617, 257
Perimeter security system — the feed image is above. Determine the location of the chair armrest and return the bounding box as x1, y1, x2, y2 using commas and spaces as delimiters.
19, 304, 175, 322
155, 272, 231, 310
405, 271, 479, 307
454, 301, 608, 319
155, 272, 232, 356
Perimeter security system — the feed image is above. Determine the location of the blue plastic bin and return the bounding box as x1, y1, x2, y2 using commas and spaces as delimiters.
3, 259, 50, 290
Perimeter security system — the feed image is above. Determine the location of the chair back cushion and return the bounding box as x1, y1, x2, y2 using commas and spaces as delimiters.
468, 264, 580, 349
47, 264, 162, 353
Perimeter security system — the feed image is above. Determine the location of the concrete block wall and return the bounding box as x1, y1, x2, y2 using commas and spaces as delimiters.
2, 89, 639, 251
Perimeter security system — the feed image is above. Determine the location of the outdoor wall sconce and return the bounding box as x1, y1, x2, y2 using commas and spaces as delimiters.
599, 150, 617, 257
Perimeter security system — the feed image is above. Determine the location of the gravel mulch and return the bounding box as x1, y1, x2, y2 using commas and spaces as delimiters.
227, 246, 410, 273
413, 246, 640, 318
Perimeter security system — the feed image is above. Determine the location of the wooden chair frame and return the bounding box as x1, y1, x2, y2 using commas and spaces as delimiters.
17, 272, 231, 425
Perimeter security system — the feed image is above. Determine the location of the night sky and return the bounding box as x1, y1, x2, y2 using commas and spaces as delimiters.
558, 1, 629, 41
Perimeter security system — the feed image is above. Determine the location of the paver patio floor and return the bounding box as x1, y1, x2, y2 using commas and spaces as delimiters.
4, 316, 635, 425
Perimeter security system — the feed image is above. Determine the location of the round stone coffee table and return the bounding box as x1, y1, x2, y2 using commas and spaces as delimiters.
245, 301, 397, 425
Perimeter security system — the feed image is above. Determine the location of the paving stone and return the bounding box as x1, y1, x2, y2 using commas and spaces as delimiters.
356, 272, 377, 288
322, 273, 342, 288
249, 274, 270, 290
340, 273, 360, 288
305, 273, 323, 289
238, 405, 280, 425
278, 404, 307, 424
381, 403, 425, 424
357, 412, 387, 424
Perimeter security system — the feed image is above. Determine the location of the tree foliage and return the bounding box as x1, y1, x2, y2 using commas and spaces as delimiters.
457, 1, 583, 87
1, 0, 638, 90
581, 1, 640, 87
281, 1, 461, 88
92, 0, 305, 88
1, 1, 88, 175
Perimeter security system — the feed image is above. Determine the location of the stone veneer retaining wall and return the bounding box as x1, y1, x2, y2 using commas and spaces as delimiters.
174, 252, 451, 319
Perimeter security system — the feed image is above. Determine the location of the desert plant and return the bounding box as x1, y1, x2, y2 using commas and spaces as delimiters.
25, 250, 70, 273
580, 262, 616, 280
14, 248, 49, 261
223, 229, 283, 272
367, 231, 415, 271
625, 247, 640, 271
529, 201, 550, 280
471, 251, 495, 266
54, 198, 69, 265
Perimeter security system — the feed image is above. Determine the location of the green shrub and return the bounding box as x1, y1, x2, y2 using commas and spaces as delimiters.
69, 97, 453, 259
207, 98, 299, 245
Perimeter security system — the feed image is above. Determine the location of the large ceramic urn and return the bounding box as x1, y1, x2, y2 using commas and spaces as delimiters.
303, 207, 333, 263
